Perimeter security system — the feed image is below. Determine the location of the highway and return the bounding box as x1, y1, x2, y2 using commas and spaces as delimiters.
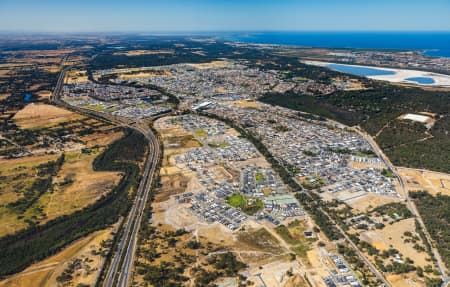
50, 61, 446, 286
51, 63, 160, 287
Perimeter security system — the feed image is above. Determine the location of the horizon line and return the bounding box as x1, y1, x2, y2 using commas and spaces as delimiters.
1, 29, 450, 35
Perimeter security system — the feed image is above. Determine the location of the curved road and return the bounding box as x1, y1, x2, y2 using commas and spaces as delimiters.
52, 64, 160, 287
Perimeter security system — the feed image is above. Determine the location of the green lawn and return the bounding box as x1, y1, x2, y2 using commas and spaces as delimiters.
194, 129, 207, 138
227, 194, 247, 208
226, 194, 263, 215
255, 172, 264, 183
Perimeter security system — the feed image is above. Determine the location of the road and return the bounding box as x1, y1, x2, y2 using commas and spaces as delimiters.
51, 63, 160, 287
354, 127, 449, 282
294, 177, 392, 287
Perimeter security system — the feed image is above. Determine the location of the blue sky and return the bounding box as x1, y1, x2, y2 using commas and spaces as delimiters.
1, 0, 450, 32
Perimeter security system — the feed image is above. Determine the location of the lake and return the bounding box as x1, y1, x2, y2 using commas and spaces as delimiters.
405, 77, 435, 84
24, 93, 32, 102
327, 64, 396, 77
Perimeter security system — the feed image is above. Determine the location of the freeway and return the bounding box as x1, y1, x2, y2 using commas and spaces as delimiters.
51, 63, 160, 287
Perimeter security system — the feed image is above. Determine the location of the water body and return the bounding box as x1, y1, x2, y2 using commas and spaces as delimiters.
226, 32, 450, 58
24, 93, 32, 102
327, 64, 395, 77
142, 97, 153, 103
405, 77, 435, 84
423, 49, 450, 58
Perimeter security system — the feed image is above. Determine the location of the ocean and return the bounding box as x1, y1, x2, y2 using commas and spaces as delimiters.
225, 32, 450, 58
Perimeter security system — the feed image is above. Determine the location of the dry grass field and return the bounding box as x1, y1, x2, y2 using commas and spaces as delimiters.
113, 49, 174, 56
38, 151, 122, 223
0, 69, 11, 77
65, 69, 89, 83
13, 103, 83, 129
0, 154, 60, 237
0, 227, 115, 287
0, 116, 123, 237
35, 90, 52, 100
0, 93, 11, 100
361, 218, 429, 267
187, 60, 230, 69
231, 100, 263, 109
118, 70, 172, 79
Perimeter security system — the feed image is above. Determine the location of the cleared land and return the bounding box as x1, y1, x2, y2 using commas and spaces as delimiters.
13, 103, 83, 129
346, 193, 403, 212
399, 168, 450, 196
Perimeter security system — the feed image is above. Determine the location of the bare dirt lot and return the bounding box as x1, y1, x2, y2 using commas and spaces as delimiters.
346, 193, 403, 212
398, 168, 450, 196
387, 273, 427, 287
13, 103, 83, 129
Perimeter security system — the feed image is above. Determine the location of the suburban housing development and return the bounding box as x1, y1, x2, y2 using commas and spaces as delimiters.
0, 30, 448, 287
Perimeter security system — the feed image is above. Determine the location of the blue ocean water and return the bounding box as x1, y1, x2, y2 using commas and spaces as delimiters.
405, 77, 435, 84
227, 32, 450, 58
327, 64, 395, 76
423, 50, 450, 58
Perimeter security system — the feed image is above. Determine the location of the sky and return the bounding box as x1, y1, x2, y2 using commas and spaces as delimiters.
1, 0, 450, 33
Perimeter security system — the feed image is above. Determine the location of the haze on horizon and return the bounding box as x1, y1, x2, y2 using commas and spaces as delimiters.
1, 0, 450, 33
